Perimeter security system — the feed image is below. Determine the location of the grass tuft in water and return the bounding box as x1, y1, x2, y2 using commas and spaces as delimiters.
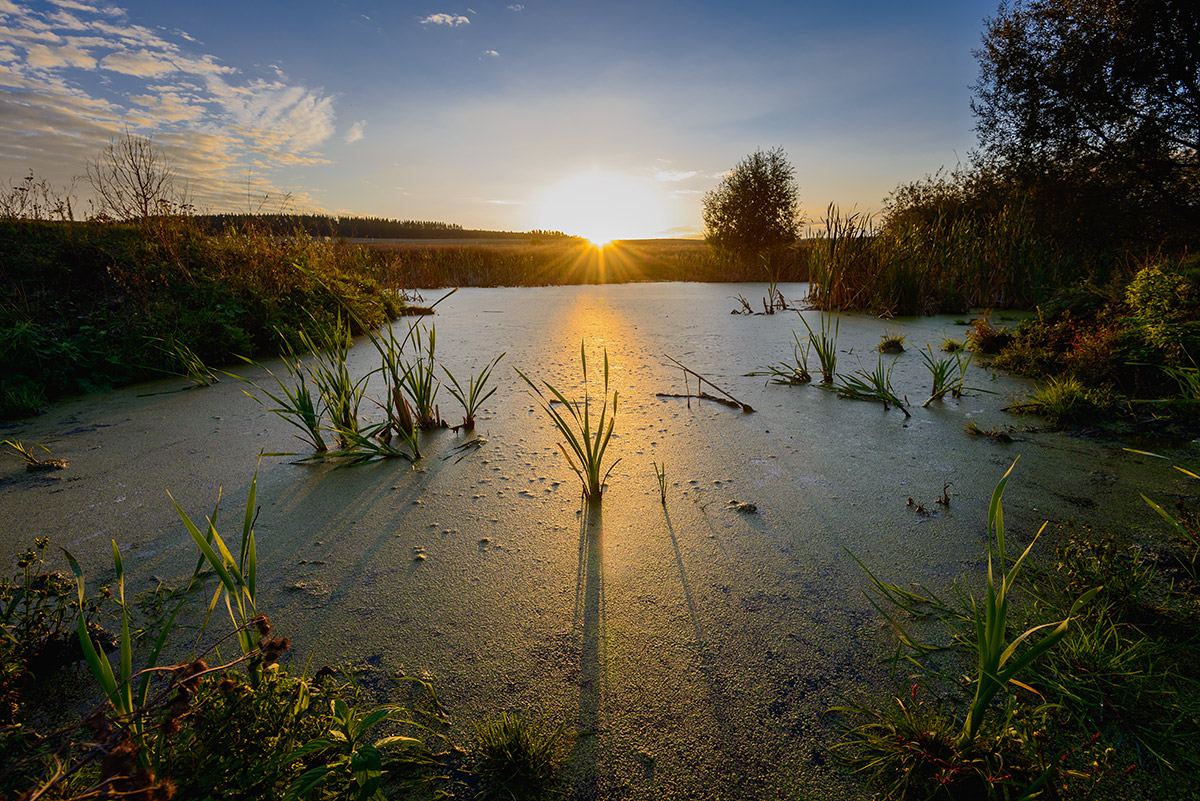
516, 343, 619, 501
443, 351, 504, 430
835, 357, 910, 417
470, 711, 570, 801
877, 328, 906, 354
653, 461, 668, 506
751, 331, 812, 385
799, 312, 839, 384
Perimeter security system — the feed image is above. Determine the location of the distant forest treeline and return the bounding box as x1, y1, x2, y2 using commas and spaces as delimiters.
193, 214, 570, 241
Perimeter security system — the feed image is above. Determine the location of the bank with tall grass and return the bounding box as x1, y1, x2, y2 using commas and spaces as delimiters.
0, 219, 406, 418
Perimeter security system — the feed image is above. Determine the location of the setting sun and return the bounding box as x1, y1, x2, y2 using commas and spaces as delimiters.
535, 171, 669, 245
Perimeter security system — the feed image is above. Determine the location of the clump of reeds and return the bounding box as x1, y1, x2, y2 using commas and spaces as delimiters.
396, 323, 445, 430
751, 332, 812, 385
516, 343, 619, 501
835, 357, 910, 417
297, 315, 369, 446
799, 312, 839, 384
443, 352, 504, 430
920, 346, 982, 407
236, 334, 327, 453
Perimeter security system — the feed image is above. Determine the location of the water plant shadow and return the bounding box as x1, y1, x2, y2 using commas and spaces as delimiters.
573, 500, 605, 799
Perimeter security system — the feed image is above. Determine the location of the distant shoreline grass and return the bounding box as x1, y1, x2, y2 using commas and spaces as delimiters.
364, 237, 809, 287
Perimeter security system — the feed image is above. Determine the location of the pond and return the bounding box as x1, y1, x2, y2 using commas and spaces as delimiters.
2, 282, 1187, 799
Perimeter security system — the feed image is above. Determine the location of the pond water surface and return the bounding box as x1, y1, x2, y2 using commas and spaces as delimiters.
2, 282, 1190, 800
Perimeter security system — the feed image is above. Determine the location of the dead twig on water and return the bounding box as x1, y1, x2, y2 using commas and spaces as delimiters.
660, 355, 755, 413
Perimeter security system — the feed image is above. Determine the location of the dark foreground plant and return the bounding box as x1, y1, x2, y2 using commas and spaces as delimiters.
959, 462, 1099, 745
836, 460, 1106, 800
471, 710, 570, 800
3, 471, 449, 800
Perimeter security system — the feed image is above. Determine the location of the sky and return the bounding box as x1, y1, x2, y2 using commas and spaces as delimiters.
0, 0, 999, 238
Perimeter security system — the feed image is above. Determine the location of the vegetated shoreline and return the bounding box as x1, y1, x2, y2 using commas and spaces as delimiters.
0, 218, 813, 419
5, 215, 1197, 442
2, 282, 1197, 800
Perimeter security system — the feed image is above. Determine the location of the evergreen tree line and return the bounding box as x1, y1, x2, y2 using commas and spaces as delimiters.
193, 213, 570, 240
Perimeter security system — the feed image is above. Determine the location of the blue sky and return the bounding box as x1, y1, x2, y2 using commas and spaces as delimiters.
0, 0, 998, 237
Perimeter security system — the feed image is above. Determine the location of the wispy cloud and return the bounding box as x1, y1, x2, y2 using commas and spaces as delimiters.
655, 169, 697, 182
0, 0, 338, 212
482, 49, 499, 58
345, 119, 366, 144
507, 4, 524, 11
419, 13, 469, 27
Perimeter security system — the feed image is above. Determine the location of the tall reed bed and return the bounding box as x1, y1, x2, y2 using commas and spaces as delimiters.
805, 200, 1083, 316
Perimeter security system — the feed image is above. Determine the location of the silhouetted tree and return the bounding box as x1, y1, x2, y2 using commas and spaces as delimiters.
86, 131, 187, 221
973, 0, 1200, 240
702, 147, 800, 265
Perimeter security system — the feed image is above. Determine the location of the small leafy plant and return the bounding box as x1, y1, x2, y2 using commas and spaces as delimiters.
516, 343, 619, 501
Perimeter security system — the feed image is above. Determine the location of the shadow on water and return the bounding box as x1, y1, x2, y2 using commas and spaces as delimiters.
662, 506, 736, 747
573, 498, 604, 800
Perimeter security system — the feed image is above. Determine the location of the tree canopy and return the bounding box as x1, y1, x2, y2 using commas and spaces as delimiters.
702, 147, 800, 265
972, 0, 1200, 238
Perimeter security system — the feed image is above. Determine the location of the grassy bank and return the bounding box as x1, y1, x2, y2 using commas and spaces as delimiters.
975, 261, 1200, 435
0, 219, 405, 418
836, 461, 1200, 801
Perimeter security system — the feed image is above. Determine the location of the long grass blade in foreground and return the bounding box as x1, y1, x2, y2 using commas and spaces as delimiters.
168, 464, 265, 681
515, 342, 619, 501
959, 459, 1099, 745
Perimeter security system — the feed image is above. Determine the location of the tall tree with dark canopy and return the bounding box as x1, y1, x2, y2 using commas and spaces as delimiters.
972, 0, 1200, 241
702, 147, 800, 265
